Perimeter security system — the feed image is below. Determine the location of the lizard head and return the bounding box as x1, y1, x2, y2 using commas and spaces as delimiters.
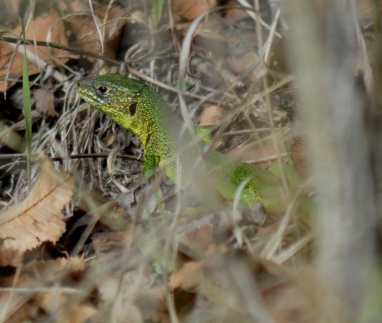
76, 74, 147, 131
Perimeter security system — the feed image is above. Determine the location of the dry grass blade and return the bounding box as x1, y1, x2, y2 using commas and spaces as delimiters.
0, 160, 75, 266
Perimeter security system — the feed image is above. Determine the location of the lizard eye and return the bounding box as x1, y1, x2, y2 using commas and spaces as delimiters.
97, 86, 108, 95
129, 102, 137, 116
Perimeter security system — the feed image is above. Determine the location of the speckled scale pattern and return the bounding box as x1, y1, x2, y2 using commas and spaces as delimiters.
77, 74, 286, 214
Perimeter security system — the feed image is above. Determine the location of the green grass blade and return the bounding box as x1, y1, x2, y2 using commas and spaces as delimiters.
21, 20, 32, 190
153, 0, 164, 26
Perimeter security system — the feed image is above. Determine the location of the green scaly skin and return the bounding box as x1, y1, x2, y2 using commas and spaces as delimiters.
77, 74, 299, 215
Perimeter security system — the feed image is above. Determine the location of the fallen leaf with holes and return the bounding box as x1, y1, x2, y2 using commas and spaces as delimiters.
0, 161, 75, 267
0, 10, 69, 91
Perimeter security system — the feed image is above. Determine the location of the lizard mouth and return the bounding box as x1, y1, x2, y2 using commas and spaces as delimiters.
76, 83, 101, 106
77, 87, 114, 114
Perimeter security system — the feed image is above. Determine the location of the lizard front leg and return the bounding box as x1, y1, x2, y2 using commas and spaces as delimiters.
142, 154, 160, 179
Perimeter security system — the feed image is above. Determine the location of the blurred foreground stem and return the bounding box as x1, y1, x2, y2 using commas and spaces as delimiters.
287, 1, 377, 322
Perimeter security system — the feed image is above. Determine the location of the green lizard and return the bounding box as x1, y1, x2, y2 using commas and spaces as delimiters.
76, 74, 306, 216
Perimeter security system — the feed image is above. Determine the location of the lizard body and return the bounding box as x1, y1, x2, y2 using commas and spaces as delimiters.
77, 74, 302, 215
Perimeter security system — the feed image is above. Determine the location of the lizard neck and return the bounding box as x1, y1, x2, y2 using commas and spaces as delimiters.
133, 88, 180, 159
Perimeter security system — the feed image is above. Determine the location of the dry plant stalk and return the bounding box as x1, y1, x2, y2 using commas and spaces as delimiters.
287, 1, 376, 321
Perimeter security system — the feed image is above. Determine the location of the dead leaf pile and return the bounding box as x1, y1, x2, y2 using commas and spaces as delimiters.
0, 0, 130, 91
0, 10, 68, 90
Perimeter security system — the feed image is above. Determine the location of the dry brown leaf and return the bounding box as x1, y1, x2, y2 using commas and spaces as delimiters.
178, 224, 213, 256
99, 301, 143, 323
91, 231, 129, 265
3, 301, 34, 323
97, 274, 166, 322
34, 88, 57, 117
68, 5, 127, 62
221, 3, 250, 25
199, 105, 226, 127
37, 292, 98, 323
25, 257, 85, 283
172, 0, 217, 20
67, 0, 90, 13
226, 138, 287, 167
170, 260, 204, 290
0, 161, 75, 267
0, 10, 69, 91
1, 257, 86, 321
3, 257, 90, 320
0, 273, 36, 322
92, 231, 127, 254
0, 122, 25, 151
230, 51, 260, 74
256, 222, 281, 240
267, 36, 290, 84
290, 136, 310, 178
261, 266, 318, 323
63, 304, 99, 323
